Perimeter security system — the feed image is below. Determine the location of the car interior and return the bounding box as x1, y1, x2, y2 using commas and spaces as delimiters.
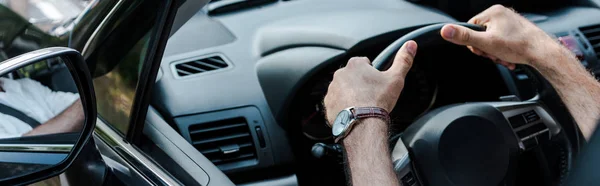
128, 0, 600, 185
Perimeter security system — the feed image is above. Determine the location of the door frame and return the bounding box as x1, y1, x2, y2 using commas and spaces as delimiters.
79, 0, 183, 185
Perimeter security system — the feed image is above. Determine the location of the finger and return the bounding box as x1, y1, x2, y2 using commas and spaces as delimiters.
497, 60, 508, 66
469, 4, 505, 25
507, 64, 516, 70
468, 13, 490, 25
468, 9, 492, 25
496, 60, 516, 70
502, 61, 516, 70
470, 45, 502, 63
346, 57, 371, 68
441, 24, 489, 48
470, 45, 500, 63
485, 54, 498, 61
386, 40, 417, 77
470, 46, 485, 56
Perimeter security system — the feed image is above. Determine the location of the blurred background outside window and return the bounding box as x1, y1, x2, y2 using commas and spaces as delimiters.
0, 0, 92, 36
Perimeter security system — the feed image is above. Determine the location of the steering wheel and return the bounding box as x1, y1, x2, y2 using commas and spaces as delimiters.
372, 23, 574, 186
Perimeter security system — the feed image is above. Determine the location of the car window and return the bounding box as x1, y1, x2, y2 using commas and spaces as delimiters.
82, 0, 169, 135
93, 32, 151, 133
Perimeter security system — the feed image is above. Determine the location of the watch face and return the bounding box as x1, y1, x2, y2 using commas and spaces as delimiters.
332, 109, 353, 137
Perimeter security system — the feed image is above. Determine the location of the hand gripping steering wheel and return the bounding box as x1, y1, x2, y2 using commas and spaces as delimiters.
372, 23, 573, 186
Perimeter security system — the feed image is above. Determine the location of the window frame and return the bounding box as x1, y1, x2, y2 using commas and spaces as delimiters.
79, 0, 178, 143
124, 0, 179, 144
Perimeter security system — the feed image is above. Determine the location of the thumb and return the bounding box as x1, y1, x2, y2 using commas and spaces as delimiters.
386, 40, 417, 78
441, 24, 487, 48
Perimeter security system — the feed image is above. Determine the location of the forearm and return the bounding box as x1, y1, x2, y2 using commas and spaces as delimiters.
532, 44, 600, 140
343, 118, 399, 186
24, 99, 84, 136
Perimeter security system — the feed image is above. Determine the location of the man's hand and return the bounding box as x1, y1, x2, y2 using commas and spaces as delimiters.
323, 41, 417, 186
440, 5, 560, 70
440, 4, 600, 140
324, 41, 417, 126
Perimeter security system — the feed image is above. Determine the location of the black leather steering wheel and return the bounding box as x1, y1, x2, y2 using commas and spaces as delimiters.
372, 23, 485, 70
373, 23, 573, 186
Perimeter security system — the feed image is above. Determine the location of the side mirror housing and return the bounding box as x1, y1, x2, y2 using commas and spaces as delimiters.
0, 47, 96, 185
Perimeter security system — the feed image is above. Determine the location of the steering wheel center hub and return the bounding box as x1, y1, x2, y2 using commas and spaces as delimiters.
400, 103, 520, 186
439, 116, 510, 186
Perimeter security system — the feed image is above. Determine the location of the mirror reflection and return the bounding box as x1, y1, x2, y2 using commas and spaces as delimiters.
0, 56, 84, 179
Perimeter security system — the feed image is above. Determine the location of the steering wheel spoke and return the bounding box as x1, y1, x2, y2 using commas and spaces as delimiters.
490, 99, 562, 152
392, 138, 421, 186
391, 100, 565, 186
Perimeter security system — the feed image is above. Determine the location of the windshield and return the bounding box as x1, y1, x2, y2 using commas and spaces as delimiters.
428, 0, 580, 21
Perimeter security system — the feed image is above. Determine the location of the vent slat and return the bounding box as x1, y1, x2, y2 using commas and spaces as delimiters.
180, 63, 207, 72
581, 25, 600, 58
190, 123, 246, 135
200, 148, 220, 155
202, 60, 228, 68
210, 153, 256, 165
199, 142, 253, 155
208, 0, 277, 15
174, 55, 229, 77
587, 35, 600, 43
206, 57, 227, 65
176, 69, 193, 76
192, 133, 250, 145
582, 27, 600, 35
193, 61, 220, 70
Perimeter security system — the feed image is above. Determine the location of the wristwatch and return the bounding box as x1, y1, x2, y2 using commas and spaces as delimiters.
332, 107, 390, 143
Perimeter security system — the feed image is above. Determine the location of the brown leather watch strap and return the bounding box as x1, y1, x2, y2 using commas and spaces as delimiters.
352, 107, 390, 122
333, 107, 391, 143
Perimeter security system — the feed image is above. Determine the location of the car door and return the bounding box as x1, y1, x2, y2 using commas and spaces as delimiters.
0, 0, 229, 185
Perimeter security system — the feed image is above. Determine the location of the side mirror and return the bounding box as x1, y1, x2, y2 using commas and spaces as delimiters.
0, 47, 96, 185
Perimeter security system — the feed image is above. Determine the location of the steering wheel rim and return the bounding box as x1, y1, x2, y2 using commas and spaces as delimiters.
375, 23, 573, 186
372, 23, 485, 71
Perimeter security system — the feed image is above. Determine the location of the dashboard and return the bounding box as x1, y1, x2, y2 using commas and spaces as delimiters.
148, 0, 600, 185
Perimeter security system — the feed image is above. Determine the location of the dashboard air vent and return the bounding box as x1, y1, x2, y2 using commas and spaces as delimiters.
173, 55, 230, 78
188, 118, 257, 165
580, 24, 600, 58
207, 0, 277, 15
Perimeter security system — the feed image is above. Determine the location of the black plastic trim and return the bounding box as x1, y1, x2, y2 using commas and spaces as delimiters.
144, 106, 234, 186
0, 132, 79, 145
127, 0, 178, 145
256, 47, 345, 124
93, 134, 152, 186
